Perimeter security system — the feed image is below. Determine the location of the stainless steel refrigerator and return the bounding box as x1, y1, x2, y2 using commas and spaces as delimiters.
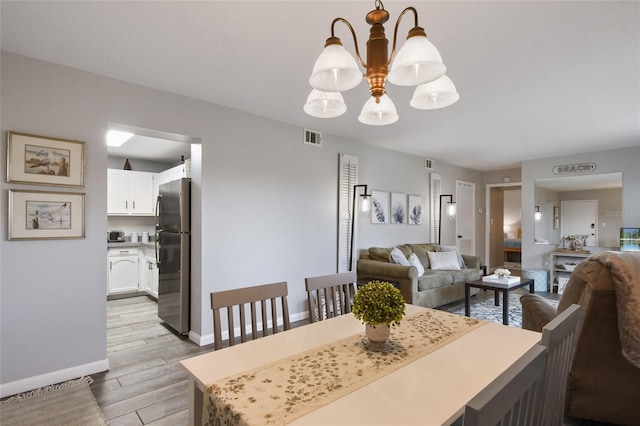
155, 178, 190, 335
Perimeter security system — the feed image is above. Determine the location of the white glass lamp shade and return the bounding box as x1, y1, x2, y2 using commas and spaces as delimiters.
360, 195, 371, 213
410, 75, 460, 110
358, 94, 399, 126
303, 89, 347, 118
388, 35, 446, 86
309, 44, 362, 92
446, 202, 456, 218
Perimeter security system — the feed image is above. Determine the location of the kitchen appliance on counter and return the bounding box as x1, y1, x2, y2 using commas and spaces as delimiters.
107, 230, 125, 242
155, 178, 191, 335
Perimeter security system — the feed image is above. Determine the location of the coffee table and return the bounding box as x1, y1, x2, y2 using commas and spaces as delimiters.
464, 277, 535, 325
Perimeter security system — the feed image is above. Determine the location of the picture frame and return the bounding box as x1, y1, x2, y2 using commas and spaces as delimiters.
8, 189, 85, 240
553, 218, 560, 229
370, 190, 389, 224
7, 131, 85, 187
390, 192, 407, 224
553, 206, 559, 218
408, 195, 422, 225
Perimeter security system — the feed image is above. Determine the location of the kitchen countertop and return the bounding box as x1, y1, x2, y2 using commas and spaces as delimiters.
108, 242, 155, 249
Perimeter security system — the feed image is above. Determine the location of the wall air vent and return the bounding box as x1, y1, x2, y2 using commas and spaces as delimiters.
304, 129, 322, 147
425, 158, 434, 170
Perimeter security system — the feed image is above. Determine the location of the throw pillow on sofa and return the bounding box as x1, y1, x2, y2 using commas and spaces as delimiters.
408, 253, 425, 277
427, 251, 461, 270
438, 245, 466, 268
369, 247, 392, 262
389, 247, 411, 266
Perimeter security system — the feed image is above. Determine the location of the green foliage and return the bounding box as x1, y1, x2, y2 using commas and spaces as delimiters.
352, 280, 406, 326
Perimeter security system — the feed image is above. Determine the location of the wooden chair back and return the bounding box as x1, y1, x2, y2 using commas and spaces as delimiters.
463, 345, 547, 426
537, 303, 582, 426
305, 271, 356, 322
210, 281, 290, 350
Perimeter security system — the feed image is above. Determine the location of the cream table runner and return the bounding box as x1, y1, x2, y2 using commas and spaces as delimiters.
204, 309, 485, 426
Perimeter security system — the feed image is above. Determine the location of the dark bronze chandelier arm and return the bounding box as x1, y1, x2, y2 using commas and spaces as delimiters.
331, 17, 367, 69
388, 6, 419, 67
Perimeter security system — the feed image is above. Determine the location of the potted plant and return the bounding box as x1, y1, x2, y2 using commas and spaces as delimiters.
352, 280, 406, 346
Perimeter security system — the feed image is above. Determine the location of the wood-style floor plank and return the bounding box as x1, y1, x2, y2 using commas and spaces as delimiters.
91, 296, 207, 424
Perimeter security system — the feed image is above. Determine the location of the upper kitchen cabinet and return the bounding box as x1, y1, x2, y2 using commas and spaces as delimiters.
108, 169, 155, 216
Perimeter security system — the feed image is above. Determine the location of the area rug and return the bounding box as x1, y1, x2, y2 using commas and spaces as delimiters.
0, 376, 107, 426
450, 291, 558, 328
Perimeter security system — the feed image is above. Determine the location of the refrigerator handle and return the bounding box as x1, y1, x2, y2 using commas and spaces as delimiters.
155, 195, 162, 264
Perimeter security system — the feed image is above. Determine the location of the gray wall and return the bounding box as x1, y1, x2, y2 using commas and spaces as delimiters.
0, 51, 482, 394
522, 147, 640, 270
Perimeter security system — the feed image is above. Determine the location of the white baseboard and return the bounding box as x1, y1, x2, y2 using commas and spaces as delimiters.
188, 311, 309, 347
0, 358, 109, 399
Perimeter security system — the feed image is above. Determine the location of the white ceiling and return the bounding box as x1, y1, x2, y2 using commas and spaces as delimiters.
2, 1, 639, 171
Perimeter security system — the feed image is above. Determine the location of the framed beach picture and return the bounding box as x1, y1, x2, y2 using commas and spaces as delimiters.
8, 189, 85, 240
390, 192, 407, 224
370, 190, 389, 224
408, 195, 422, 225
7, 131, 85, 187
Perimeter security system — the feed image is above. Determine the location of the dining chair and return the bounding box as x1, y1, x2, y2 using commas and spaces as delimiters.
305, 271, 357, 322
536, 303, 582, 426
462, 345, 547, 426
210, 281, 290, 350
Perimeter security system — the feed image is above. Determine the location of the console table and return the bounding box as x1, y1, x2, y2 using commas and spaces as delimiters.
549, 250, 590, 293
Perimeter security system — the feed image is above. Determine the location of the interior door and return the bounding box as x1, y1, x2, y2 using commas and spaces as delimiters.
456, 181, 475, 255
561, 200, 598, 246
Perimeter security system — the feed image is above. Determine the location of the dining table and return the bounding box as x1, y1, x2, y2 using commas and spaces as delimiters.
179, 304, 541, 426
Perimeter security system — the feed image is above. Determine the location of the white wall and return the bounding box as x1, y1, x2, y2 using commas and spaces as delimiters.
0, 51, 483, 395
522, 147, 640, 270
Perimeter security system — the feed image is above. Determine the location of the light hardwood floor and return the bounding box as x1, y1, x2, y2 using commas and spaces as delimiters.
91, 296, 213, 425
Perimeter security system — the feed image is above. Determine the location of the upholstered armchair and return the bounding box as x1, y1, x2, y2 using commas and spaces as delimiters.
520, 251, 640, 425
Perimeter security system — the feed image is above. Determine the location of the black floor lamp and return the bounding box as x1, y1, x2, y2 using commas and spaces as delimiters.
349, 184, 370, 271
438, 194, 456, 245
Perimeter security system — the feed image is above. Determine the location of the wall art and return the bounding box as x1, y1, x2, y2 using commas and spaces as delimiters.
7, 131, 85, 187
370, 190, 389, 224
8, 189, 85, 240
408, 195, 422, 225
390, 192, 407, 224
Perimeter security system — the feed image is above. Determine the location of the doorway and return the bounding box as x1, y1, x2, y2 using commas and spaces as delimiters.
106, 124, 201, 348
485, 183, 522, 273
561, 200, 598, 246
456, 181, 475, 255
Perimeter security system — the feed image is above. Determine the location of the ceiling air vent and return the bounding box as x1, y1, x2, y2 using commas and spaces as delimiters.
304, 129, 322, 147
425, 158, 434, 170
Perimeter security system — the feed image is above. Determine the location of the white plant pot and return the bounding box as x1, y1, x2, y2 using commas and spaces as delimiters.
366, 323, 391, 343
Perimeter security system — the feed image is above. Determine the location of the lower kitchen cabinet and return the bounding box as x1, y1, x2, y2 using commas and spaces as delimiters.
143, 255, 159, 298
108, 247, 139, 294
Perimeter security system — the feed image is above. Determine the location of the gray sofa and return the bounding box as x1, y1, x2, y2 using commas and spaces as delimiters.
357, 243, 481, 308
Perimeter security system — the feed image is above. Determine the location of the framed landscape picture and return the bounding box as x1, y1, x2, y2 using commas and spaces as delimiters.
7, 131, 85, 187
390, 192, 407, 224
8, 189, 85, 240
408, 195, 422, 225
370, 190, 389, 224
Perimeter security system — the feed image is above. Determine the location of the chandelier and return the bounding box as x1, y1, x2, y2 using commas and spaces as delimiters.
304, 0, 459, 126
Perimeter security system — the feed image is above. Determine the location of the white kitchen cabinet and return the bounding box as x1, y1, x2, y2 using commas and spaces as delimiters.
108, 247, 139, 294
107, 169, 155, 216
142, 245, 159, 298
